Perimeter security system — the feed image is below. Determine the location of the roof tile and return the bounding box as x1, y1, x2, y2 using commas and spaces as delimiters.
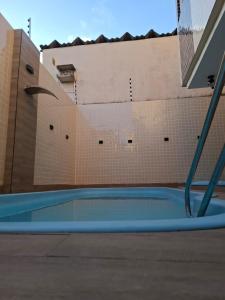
40, 29, 177, 50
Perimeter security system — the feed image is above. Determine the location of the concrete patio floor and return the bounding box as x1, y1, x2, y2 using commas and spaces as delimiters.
0, 230, 225, 299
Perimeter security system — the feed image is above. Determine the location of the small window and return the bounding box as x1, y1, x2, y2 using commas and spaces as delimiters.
65, 134, 69, 140
197, 135, 200, 140
128, 139, 132, 144
99, 140, 103, 144
49, 124, 54, 130
52, 57, 56, 66
164, 137, 169, 142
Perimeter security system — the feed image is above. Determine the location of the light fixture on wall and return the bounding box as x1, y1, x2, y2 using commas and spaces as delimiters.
207, 75, 215, 89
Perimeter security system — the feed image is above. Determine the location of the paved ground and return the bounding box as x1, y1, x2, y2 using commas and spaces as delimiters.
0, 230, 225, 300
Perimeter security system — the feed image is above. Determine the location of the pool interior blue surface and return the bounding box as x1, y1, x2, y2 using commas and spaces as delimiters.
0, 196, 187, 222
0, 188, 225, 232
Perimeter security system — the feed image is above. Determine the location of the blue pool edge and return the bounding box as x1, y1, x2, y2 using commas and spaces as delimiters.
0, 187, 225, 233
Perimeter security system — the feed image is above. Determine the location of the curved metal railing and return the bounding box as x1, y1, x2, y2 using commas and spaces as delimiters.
197, 144, 225, 217
185, 53, 225, 217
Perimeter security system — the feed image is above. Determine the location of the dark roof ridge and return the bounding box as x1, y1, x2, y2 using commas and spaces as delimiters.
145, 29, 159, 38
95, 34, 109, 43
40, 28, 177, 50
72, 37, 85, 46
120, 32, 133, 41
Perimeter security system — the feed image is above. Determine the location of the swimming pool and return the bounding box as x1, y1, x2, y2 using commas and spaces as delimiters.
0, 187, 225, 233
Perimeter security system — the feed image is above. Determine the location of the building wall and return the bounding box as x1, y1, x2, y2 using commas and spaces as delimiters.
34, 64, 76, 185
0, 13, 76, 192
190, 0, 216, 51
177, 0, 216, 83
0, 14, 14, 187
42, 35, 225, 185
42, 36, 212, 104
0, 12, 76, 191
0, 15, 223, 191
3, 30, 40, 193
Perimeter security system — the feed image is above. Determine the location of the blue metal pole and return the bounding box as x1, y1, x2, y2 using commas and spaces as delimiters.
197, 144, 225, 217
185, 53, 225, 216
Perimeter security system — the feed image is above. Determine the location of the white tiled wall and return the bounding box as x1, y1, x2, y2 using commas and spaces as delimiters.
74, 97, 225, 185
34, 64, 76, 185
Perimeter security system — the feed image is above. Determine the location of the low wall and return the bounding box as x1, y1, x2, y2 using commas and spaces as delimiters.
34, 64, 76, 185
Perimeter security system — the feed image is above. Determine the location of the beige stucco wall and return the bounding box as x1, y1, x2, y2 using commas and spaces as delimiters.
42, 36, 212, 104
0, 14, 14, 186
34, 64, 76, 185
40, 35, 224, 185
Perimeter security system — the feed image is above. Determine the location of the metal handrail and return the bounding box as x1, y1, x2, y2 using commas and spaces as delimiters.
185, 53, 225, 217
198, 144, 225, 217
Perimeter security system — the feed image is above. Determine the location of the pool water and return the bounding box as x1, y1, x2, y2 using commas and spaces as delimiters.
0, 196, 186, 222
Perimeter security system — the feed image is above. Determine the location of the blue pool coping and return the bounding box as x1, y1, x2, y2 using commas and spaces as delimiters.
192, 180, 225, 186
0, 187, 225, 233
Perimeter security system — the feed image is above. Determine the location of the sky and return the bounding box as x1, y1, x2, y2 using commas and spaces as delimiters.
1, 0, 177, 49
